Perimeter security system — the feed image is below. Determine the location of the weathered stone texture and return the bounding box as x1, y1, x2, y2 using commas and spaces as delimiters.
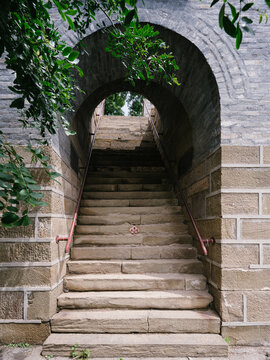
0, 264, 58, 287
264, 146, 270, 164
221, 168, 270, 189
27, 283, 63, 321
0, 292, 24, 319
213, 268, 270, 290
0, 242, 51, 262
242, 219, 270, 239
0, 323, 50, 344
0, 221, 34, 238
246, 291, 270, 322
196, 218, 236, 240
221, 193, 259, 215
222, 146, 260, 164
262, 194, 270, 215
211, 170, 221, 192
222, 325, 270, 346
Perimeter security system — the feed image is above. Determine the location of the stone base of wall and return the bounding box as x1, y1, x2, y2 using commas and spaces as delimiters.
222, 325, 270, 346
0, 323, 50, 344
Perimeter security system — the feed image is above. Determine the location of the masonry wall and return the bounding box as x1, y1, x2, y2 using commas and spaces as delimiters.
0, 104, 102, 343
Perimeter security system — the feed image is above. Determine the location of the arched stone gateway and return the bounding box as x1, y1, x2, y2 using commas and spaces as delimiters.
1, 0, 270, 354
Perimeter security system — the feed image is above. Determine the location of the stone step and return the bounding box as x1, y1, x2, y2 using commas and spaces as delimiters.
58, 290, 213, 310
77, 214, 183, 226
79, 205, 181, 216
91, 152, 161, 160
71, 244, 196, 260
86, 170, 166, 178
83, 184, 172, 192
85, 177, 169, 184
80, 198, 178, 207
64, 273, 206, 291
95, 131, 153, 141
51, 309, 220, 334
73, 233, 192, 246
67, 259, 202, 274
75, 222, 187, 236
91, 156, 162, 163
42, 333, 227, 358
94, 139, 156, 150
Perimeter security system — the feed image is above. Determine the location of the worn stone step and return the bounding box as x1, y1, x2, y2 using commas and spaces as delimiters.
85, 177, 169, 184
94, 139, 156, 150
95, 132, 153, 141
80, 198, 178, 207
83, 184, 172, 192
86, 170, 166, 178
43, 333, 227, 358
71, 244, 196, 260
77, 214, 183, 225
73, 233, 192, 246
51, 309, 220, 334
79, 205, 181, 216
75, 222, 187, 236
64, 273, 206, 291
91, 158, 163, 166
67, 259, 201, 275
58, 290, 213, 310
91, 153, 161, 161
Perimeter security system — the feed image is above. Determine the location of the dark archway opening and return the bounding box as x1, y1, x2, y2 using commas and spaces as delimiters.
60, 23, 220, 182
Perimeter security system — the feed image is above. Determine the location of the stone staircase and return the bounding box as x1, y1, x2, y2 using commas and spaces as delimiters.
43, 116, 228, 358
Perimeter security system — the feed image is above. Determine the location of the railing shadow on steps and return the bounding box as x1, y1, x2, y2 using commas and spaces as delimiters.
56, 100, 105, 253
144, 102, 215, 256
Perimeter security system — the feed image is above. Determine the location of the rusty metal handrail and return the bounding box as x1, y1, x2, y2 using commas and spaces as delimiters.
56, 109, 102, 253
146, 106, 214, 256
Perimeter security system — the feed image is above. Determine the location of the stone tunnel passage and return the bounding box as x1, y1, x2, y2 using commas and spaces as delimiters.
60, 23, 220, 183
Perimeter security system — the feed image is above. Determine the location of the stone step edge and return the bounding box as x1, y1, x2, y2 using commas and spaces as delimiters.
42, 333, 228, 357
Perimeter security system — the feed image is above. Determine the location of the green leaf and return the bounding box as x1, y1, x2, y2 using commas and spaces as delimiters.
30, 192, 44, 199
266, 0, 270, 9
219, 3, 225, 29
68, 50, 79, 62
2, 212, 20, 227
7, 206, 19, 213
28, 184, 40, 191
0, 190, 7, 200
9, 199, 19, 204
210, 0, 220, 7
62, 46, 73, 56
124, 9, 136, 26
74, 65, 84, 77
66, 15, 75, 31
242, 2, 254, 11
65, 9, 77, 16
242, 24, 255, 35
228, 3, 236, 18
0, 201, 4, 210
223, 16, 237, 37
0, 173, 13, 182
21, 215, 31, 226
10, 97, 24, 109
236, 26, 243, 49
242, 16, 253, 24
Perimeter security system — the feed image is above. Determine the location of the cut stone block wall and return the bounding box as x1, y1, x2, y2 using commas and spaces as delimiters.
0, 107, 102, 343
178, 144, 270, 346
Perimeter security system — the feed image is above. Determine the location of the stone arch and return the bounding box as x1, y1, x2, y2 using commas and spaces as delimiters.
63, 23, 221, 178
